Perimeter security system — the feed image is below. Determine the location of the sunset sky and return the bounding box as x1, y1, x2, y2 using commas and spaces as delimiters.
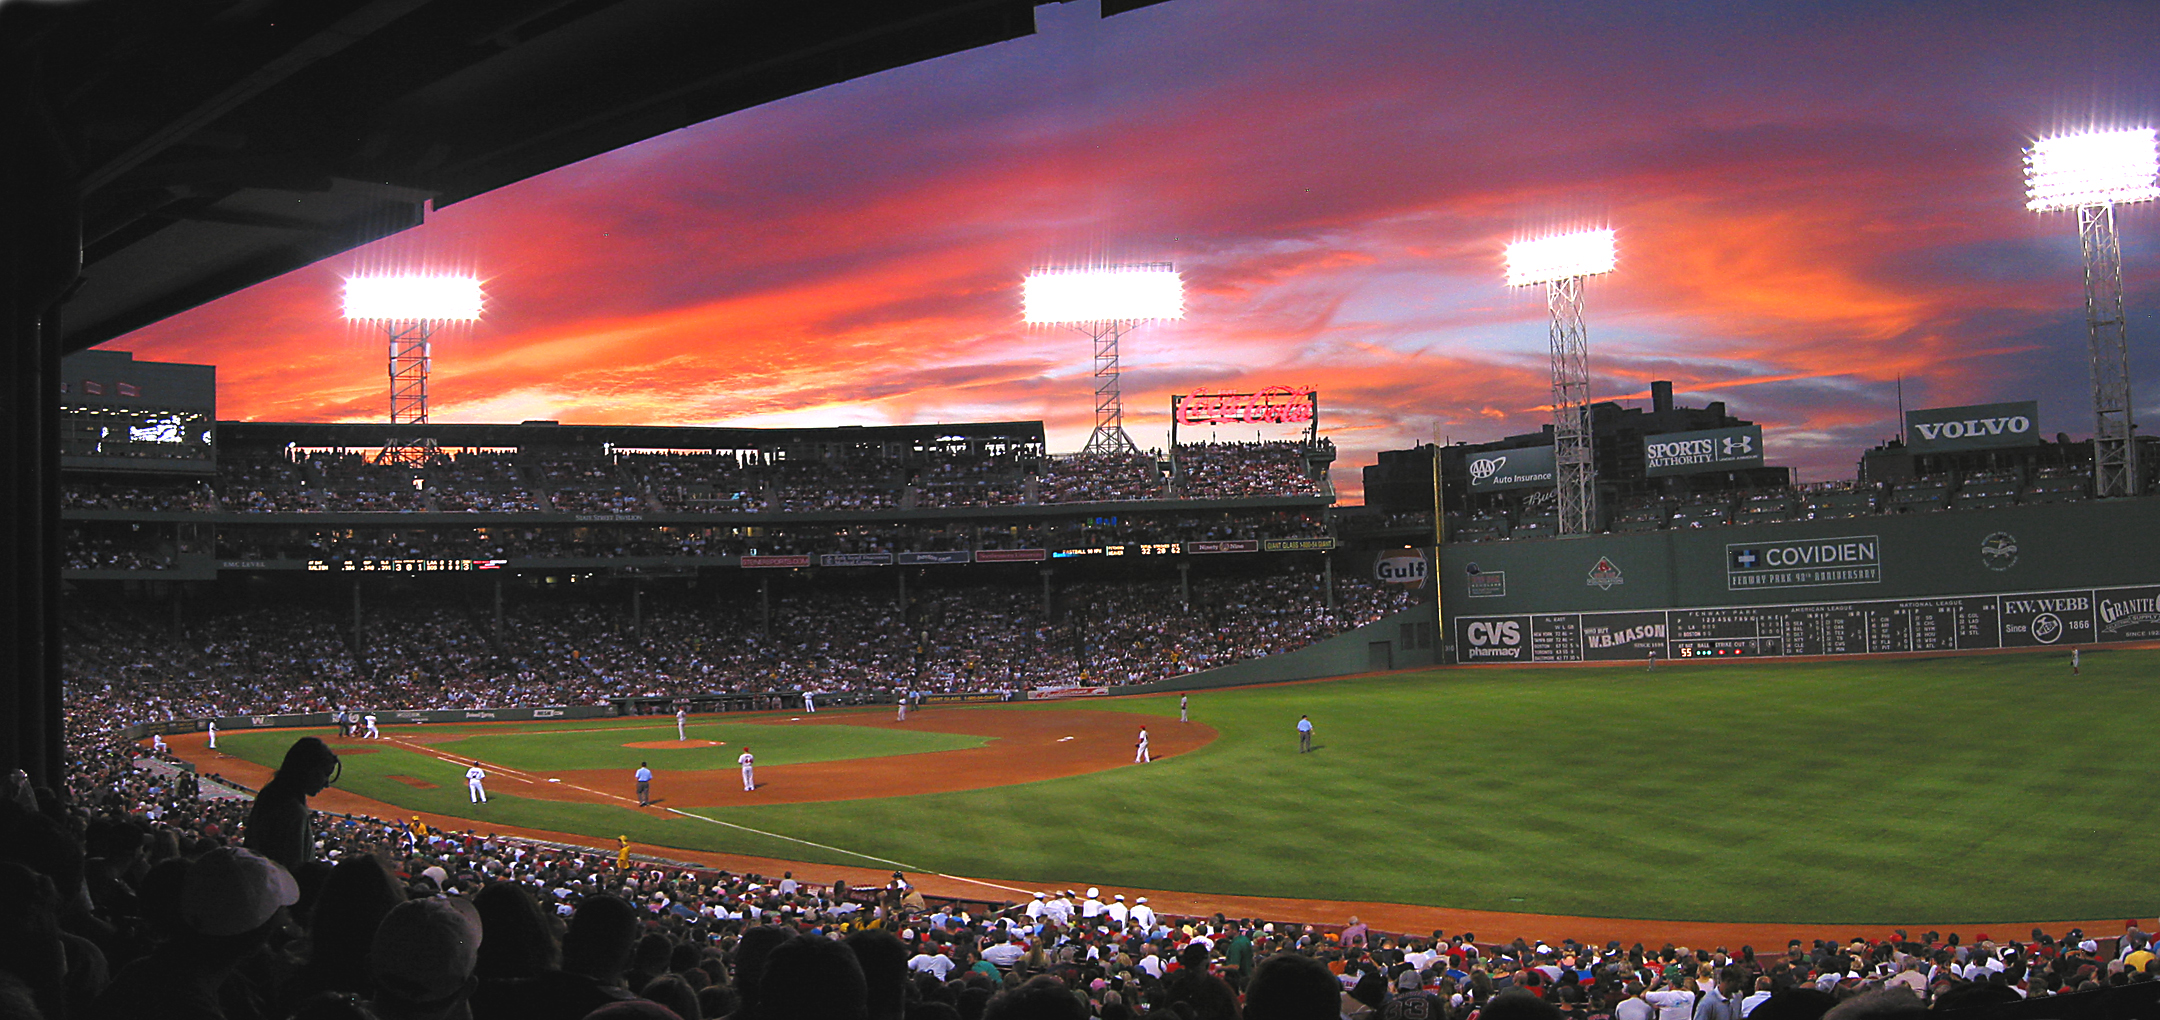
106, 0, 2160, 500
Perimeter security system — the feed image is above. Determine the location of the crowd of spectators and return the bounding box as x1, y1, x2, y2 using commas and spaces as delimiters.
61, 570, 1415, 733
62, 479, 217, 512
4, 731, 2138, 1020
63, 532, 175, 571
169, 443, 1327, 518
1175, 443, 1325, 500
199, 512, 1334, 565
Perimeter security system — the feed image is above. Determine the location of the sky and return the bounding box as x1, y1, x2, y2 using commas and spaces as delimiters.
106, 0, 2160, 501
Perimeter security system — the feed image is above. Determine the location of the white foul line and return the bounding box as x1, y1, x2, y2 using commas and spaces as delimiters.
666, 808, 1034, 897
372, 734, 1036, 898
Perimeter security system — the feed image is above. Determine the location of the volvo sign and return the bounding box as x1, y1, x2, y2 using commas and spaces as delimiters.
1904, 401, 2039, 453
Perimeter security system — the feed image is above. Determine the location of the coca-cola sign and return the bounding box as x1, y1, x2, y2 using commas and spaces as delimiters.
1175, 387, 1316, 426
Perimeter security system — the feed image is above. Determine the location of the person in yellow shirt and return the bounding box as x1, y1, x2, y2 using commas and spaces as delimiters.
617, 835, 632, 871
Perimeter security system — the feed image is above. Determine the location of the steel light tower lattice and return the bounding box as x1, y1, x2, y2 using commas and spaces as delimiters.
343, 276, 484, 466
1506, 230, 1617, 535
1023, 264, 1184, 458
2025, 128, 2159, 498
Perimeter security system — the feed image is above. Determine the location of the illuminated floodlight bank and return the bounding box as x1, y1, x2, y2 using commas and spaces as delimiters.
2025, 129, 2160, 212
343, 275, 484, 321
1023, 267, 1183, 324
1504, 230, 1616, 287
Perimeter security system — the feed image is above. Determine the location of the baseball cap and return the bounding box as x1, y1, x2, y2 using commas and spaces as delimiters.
373, 896, 484, 1003
182, 846, 299, 936
1088, 887, 1100, 898
1397, 970, 1424, 991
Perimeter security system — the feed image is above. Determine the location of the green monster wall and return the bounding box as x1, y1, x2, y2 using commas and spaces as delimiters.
1440, 498, 2160, 663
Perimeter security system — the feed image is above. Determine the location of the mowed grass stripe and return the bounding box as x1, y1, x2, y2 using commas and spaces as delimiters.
209, 648, 2160, 923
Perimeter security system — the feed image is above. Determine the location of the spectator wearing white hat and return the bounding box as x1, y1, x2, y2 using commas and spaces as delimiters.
1081, 888, 1104, 920
92, 846, 300, 1019
1106, 894, 1130, 927
1130, 896, 1156, 929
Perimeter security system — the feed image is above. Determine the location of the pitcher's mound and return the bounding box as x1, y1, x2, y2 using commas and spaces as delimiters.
624, 739, 724, 749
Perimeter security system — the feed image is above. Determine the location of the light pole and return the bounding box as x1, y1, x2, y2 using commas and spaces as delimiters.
342, 275, 483, 465
2024, 128, 2158, 497
1504, 229, 1616, 535
1022, 264, 1183, 458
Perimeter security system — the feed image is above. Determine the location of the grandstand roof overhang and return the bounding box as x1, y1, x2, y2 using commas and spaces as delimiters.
13, 0, 1172, 355
217, 419, 1049, 451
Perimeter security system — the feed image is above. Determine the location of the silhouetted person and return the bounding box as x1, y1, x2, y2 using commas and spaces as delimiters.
244, 737, 340, 873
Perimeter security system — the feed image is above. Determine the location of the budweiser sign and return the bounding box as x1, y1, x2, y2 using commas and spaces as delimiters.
1175, 386, 1315, 426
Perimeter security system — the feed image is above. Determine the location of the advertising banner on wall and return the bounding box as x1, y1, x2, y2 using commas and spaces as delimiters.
1465, 445, 1557, 491
898, 550, 973, 565
1453, 582, 2156, 664
1643, 425, 1765, 476
1579, 611, 1669, 660
820, 552, 894, 567
1456, 615, 1531, 661
2095, 586, 2160, 643
1998, 590, 2096, 647
1904, 401, 2040, 452
1726, 535, 1882, 590
1373, 549, 1429, 587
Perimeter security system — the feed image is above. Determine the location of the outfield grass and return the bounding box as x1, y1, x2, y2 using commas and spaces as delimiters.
215, 648, 2160, 923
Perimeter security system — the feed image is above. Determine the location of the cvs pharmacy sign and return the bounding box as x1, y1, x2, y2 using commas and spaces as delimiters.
1457, 615, 1531, 661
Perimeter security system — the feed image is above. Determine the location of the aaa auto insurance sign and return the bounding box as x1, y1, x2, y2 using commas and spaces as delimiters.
1643, 425, 1764, 476
1465, 445, 1557, 491
1904, 401, 2039, 453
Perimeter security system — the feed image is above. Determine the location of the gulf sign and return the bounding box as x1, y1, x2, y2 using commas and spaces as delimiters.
1374, 550, 1428, 587
1174, 387, 1315, 426
1905, 401, 2039, 452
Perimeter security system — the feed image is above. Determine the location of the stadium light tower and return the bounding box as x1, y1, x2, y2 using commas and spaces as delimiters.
1023, 264, 1183, 457
1505, 229, 1616, 535
2025, 128, 2160, 498
342, 275, 483, 466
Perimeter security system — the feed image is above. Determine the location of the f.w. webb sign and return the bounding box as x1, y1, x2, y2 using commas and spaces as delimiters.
1904, 401, 2039, 453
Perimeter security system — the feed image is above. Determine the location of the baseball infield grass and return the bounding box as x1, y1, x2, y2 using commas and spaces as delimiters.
214, 647, 2160, 924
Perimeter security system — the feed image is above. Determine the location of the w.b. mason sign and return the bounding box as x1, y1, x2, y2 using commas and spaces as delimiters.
1904, 401, 2039, 453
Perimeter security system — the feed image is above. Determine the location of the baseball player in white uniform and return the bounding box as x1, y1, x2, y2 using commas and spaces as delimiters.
207, 722, 217, 749
1179, 695, 1188, 723
676, 707, 687, 742
804, 691, 816, 713
896, 690, 908, 722
739, 748, 756, 791
466, 762, 488, 803
1134, 726, 1150, 763
150, 733, 167, 753
364, 712, 380, 739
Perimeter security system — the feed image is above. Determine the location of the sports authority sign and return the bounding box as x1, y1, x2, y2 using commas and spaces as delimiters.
1904, 401, 2039, 453
1465, 445, 1557, 492
1726, 535, 1881, 590
1643, 425, 1765, 476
